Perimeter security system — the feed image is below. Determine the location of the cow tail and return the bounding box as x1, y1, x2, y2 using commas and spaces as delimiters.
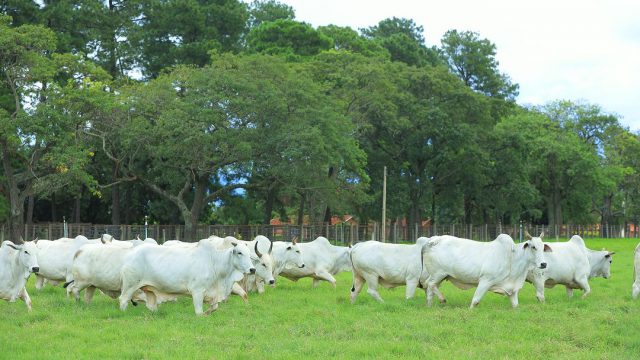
349, 244, 358, 292
63, 280, 74, 288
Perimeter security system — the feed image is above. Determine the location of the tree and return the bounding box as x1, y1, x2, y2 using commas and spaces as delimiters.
247, 0, 295, 29
130, 0, 249, 78
1, 15, 100, 239
361, 17, 441, 67
317, 25, 389, 59
245, 19, 332, 58
440, 29, 519, 101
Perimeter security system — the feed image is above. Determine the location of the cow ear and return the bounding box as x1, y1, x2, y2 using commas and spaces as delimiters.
543, 244, 552, 252
523, 242, 530, 249
287, 246, 292, 250
231, 242, 238, 247
605, 252, 615, 258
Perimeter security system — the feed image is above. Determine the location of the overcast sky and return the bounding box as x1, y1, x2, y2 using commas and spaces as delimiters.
276, 0, 640, 131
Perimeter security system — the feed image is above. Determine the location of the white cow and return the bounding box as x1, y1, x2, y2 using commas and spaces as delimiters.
526, 235, 615, 302
119, 240, 255, 315
228, 235, 276, 294
350, 237, 428, 303
0, 240, 39, 311
423, 233, 551, 308
164, 236, 274, 298
65, 243, 146, 304
633, 242, 640, 300
35, 234, 113, 290
278, 236, 351, 288
271, 238, 306, 278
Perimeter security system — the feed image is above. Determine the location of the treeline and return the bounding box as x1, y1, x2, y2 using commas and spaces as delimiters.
1, 1, 639, 241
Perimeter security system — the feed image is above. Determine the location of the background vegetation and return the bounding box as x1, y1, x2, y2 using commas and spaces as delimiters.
2, 1, 640, 241
1, 237, 639, 358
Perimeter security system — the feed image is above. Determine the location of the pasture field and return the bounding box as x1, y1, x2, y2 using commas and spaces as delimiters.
2, 238, 639, 359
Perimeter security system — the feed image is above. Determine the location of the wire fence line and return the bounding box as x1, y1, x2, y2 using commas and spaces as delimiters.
2, 222, 638, 245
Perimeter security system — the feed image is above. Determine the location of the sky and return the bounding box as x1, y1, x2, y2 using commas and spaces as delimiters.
276, 0, 640, 131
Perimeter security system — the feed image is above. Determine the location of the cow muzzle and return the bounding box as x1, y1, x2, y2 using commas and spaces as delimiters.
249, 268, 256, 274
268, 279, 275, 285
539, 262, 547, 269
299, 264, 305, 268
32, 267, 39, 273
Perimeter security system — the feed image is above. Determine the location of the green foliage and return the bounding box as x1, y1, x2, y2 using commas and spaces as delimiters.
317, 25, 389, 59
440, 29, 519, 100
246, 19, 333, 58
361, 17, 442, 67
247, 0, 295, 29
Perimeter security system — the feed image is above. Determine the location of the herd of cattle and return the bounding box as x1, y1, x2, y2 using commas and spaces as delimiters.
1, 231, 639, 315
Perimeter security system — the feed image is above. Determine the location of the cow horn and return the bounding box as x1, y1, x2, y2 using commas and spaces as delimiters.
136, 234, 141, 240
524, 231, 532, 240
101, 234, 107, 244
268, 239, 273, 254
254, 241, 263, 258
292, 236, 298, 245
16, 236, 25, 245
539, 231, 545, 239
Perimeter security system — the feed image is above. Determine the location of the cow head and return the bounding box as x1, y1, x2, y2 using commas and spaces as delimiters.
252, 241, 276, 285
283, 241, 305, 269
523, 232, 551, 269
230, 242, 255, 275
590, 250, 615, 279
5, 239, 39, 275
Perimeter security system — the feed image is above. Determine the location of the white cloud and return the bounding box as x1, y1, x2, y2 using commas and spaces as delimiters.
277, 0, 640, 130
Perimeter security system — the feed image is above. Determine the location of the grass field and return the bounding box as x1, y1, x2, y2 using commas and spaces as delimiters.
2, 237, 639, 359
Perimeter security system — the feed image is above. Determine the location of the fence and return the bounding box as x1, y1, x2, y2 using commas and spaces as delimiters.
2, 222, 638, 244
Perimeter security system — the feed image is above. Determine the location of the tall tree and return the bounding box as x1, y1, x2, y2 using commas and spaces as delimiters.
247, 0, 294, 29
440, 29, 518, 101
361, 17, 441, 67
245, 19, 332, 58
130, 0, 249, 78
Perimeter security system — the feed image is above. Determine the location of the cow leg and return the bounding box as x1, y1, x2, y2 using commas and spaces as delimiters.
191, 291, 205, 316
232, 283, 248, 303
314, 270, 337, 288
35, 275, 45, 290
143, 290, 158, 311
470, 281, 492, 308
84, 286, 96, 304
48, 280, 61, 287
350, 273, 365, 304
119, 284, 140, 311
20, 288, 32, 312
509, 290, 520, 308
312, 279, 321, 288
426, 274, 448, 306
205, 300, 219, 315
575, 277, 591, 299
405, 279, 419, 300
633, 281, 640, 300
566, 287, 574, 298
257, 280, 265, 294
532, 277, 546, 303
364, 275, 384, 302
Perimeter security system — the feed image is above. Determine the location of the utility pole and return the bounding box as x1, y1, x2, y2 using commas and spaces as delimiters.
382, 166, 387, 242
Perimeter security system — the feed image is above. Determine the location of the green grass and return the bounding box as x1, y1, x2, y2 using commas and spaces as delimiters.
2, 238, 639, 359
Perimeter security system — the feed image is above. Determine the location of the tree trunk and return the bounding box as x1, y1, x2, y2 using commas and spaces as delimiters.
297, 192, 305, 225
263, 185, 276, 225
26, 195, 34, 225
74, 190, 82, 223
184, 177, 207, 241
1, 139, 24, 241
111, 162, 121, 225
51, 192, 57, 222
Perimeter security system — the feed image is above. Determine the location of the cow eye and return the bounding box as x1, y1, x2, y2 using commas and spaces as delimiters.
296, 250, 300, 254
287, 246, 292, 250
24, 251, 29, 255
262, 264, 267, 268
237, 252, 243, 255
531, 246, 536, 250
